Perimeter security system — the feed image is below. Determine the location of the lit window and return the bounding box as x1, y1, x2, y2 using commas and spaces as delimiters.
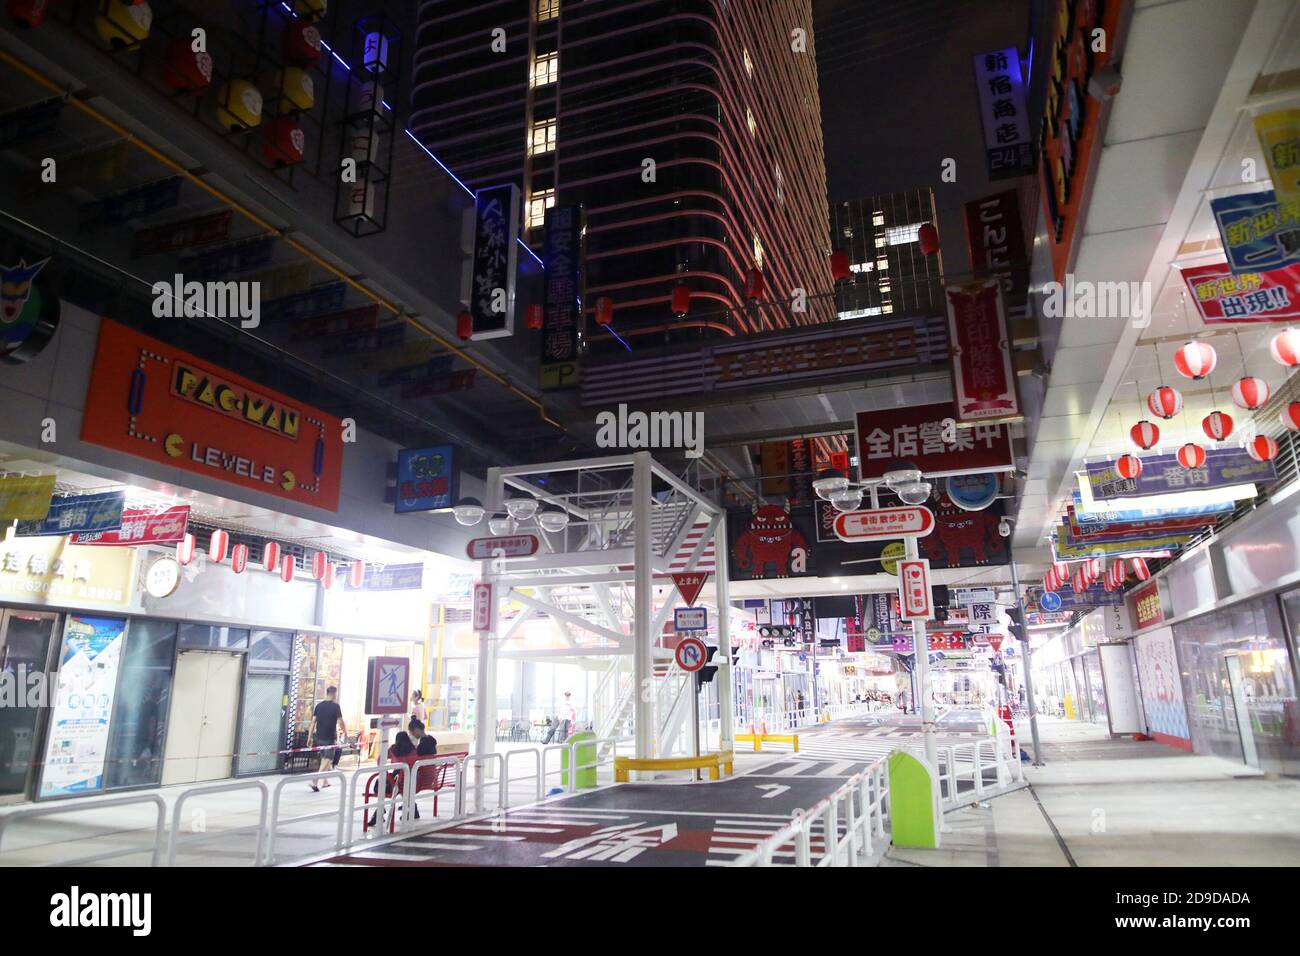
528, 189, 555, 229
531, 52, 558, 87
753, 232, 764, 268
537, 0, 559, 21
839, 307, 884, 319
528, 118, 557, 155
743, 48, 753, 77
884, 222, 925, 245
775, 165, 783, 205
746, 107, 756, 137
872, 212, 885, 226
849, 262, 874, 274
876, 258, 889, 270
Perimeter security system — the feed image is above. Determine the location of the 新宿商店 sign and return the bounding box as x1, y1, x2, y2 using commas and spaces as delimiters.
80, 320, 343, 510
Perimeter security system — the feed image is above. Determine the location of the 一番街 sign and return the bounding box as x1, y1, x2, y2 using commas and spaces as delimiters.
80, 320, 343, 510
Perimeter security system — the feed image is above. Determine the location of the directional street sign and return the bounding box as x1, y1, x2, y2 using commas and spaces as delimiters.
674, 606, 708, 631
674, 636, 708, 672
466, 534, 540, 561
833, 506, 935, 542
899, 558, 933, 620
671, 571, 710, 606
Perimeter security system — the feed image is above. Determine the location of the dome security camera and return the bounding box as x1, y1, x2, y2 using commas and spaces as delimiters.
998, 518, 1012, 538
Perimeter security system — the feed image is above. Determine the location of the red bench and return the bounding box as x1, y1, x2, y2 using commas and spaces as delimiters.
362, 752, 468, 834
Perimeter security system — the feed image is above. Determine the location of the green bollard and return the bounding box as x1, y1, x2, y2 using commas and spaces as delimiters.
560, 731, 598, 790
887, 750, 940, 849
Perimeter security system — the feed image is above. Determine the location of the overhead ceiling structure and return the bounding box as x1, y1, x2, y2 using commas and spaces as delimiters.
1015, 0, 1300, 574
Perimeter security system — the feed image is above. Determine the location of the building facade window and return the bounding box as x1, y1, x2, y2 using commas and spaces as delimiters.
753, 232, 764, 268
537, 0, 559, 21
743, 48, 753, 77
528, 118, 557, 155
532, 52, 558, 87
884, 222, 925, 246
528, 188, 555, 229
746, 107, 757, 137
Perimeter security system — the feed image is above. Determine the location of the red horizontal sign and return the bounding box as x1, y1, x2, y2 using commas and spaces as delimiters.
854, 401, 1014, 480
466, 534, 540, 561
72, 505, 191, 546
834, 506, 935, 541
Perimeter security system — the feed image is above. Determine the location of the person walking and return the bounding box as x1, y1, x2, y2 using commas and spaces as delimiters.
308, 686, 345, 792
411, 688, 427, 725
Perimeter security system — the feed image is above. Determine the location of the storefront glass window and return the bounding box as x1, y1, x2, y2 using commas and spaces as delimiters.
1174, 611, 1244, 764
0, 610, 60, 799
248, 629, 293, 670
178, 623, 249, 650
1085, 650, 1108, 726
105, 619, 178, 790
1237, 596, 1299, 776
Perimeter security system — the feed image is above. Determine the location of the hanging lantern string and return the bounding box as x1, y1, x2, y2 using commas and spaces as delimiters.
1235, 328, 1248, 378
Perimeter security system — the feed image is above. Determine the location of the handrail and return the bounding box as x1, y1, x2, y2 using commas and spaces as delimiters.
503, 748, 544, 804
168, 779, 270, 867
401, 755, 468, 824
0, 793, 167, 868
344, 762, 408, 847
265, 770, 347, 866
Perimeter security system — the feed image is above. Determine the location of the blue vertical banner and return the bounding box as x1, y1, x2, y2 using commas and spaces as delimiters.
1211, 189, 1300, 274
394, 446, 457, 514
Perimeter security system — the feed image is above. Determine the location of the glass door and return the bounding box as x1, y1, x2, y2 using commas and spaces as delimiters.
0, 609, 61, 803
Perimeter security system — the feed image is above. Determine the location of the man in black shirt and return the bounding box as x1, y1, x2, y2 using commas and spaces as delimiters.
308, 686, 345, 791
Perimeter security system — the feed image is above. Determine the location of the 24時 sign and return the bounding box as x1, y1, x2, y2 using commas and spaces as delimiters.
81, 320, 343, 510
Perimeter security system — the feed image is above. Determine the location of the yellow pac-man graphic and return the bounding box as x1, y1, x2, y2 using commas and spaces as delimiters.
164, 433, 185, 457
280, 469, 296, 492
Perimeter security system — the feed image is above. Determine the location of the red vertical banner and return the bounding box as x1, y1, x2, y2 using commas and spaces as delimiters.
945, 280, 1021, 423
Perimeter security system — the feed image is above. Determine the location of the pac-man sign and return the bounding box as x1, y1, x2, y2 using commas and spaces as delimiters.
81, 319, 343, 510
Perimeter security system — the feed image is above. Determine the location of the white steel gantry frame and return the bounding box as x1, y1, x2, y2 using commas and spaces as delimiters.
471, 452, 733, 765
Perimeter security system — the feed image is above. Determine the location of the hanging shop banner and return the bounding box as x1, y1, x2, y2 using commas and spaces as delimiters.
964, 190, 1030, 324
1133, 626, 1191, 749
1178, 260, 1300, 323
973, 48, 1034, 180
38, 614, 128, 797
394, 445, 457, 514
1054, 524, 1190, 559
345, 562, 425, 591
1254, 109, 1300, 204
80, 320, 344, 511
728, 505, 815, 581
0, 474, 56, 521
541, 204, 586, 390
581, 313, 948, 406
1210, 190, 1300, 275
1026, 584, 1124, 610
1070, 490, 1234, 526
0, 538, 135, 607
72, 505, 191, 546
1129, 580, 1168, 630
945, 473, 1000, 511
759, 442, 791, 497
1026, 609, 1073, 626
1065, 505, 1217, 543
130, 209, 233, 258
1084, 449, 1276, 502
469, 183, 520, 340
854, 400, 1014, 481
891, 631, 968, 653
1, 255, 61, 364
945, 280, 1020, 423
15, 491, 124, 538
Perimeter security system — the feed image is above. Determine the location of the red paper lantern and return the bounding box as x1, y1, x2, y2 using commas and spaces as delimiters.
1173, 341, 1217, 380
1177, 442, 1206, 469
262, 541, 280, 573
208, 529, 230, 563
829, 249, 850, 282
8, 0, 49, 28
1202, 410, 1233, 442
231, 543, 249, 574
744, 268, 765, 300
1246, 434, 1279, 463
280, 554, 296, 583
284, 18, 322, 65
1087, 557, 1102, 581
456, 310, 472, 341
1129, 556, 1150, 581
1043, 569, 1058, 592
1231, 376, 1269, 410
1147, 386, 1183, 420
1283, 402, 1300, 432
1130, 420, 1160, 450
918, 223, 940, 256
1072, 569, 1088, 593
1270, 328, 1300, 367
162, 37, 213, 94
177, 533, 196, 566
348, 559, 365, 589
526, 303, 543, 330
1112, 561, 1128, 586
595, 296, 614, 326
262, 115, 305, 166
311, 550, 328, 580
322, 562, 337, 589
671, 285, 691, 317
1115, 454, 1143, 480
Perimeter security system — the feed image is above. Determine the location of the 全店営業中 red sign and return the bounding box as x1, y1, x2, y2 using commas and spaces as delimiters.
854, 401, 1014, 480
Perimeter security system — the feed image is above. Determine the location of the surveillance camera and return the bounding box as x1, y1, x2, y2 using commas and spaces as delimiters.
998, 518, 1012, 538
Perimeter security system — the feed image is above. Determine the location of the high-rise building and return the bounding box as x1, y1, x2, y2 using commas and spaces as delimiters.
828, 189, 945, 320
412, 0, 835, 352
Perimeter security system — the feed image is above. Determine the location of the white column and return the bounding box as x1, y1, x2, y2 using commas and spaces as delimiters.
632, 452, 653, 761
905, 535, 938, 769
473, 467, 503, 800
714, 510, 734, 756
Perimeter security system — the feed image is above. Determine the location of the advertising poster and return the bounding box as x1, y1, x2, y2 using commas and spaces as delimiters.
394, 445, 457, 513
72, 505, 191, 546
1179, 260, 1300, 323
0, 474, 56, 521
1254, 108, 1300, 202
39, 615, 128, 797
1085, 449, 1276, 503
1133, 626, 1192, 750
945, 281, 1021, 423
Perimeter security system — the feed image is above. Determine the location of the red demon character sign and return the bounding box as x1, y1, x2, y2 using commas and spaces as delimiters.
729, 502, 812, 580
